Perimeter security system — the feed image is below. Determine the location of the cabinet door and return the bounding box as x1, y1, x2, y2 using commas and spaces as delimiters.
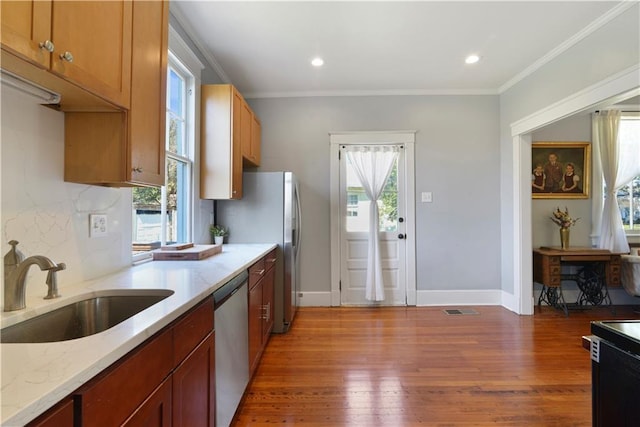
201, 84, 243, 199
262, 264, 275, 342
231, 88, 244, 198
251, 114, 262, 166
248, 280, 263, 375
172, 333, 215, 427
26, 398, 73, 427
240, 100, 254, 165
50, 0, 132, 107
76, 329, 173, 426
129, 0, 168, 186
241, 102, 261, 167
0, 0, 51, 68
122, 379, 172, 427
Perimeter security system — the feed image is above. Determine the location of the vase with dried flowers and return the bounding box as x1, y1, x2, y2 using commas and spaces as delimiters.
550, 207, 579, 250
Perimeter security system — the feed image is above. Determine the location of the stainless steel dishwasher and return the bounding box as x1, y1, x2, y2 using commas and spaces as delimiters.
213, 270, 249, 427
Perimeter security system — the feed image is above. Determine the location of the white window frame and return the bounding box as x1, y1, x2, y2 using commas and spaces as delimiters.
132, 27, 202, 262
163, 56, 195, 245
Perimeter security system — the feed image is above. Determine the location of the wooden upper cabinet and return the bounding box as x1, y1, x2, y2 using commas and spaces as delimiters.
63, 0, 168, 187
50, 1, 132, 108
242, 101, 261, 168
0, 0, 52, 68
1, 0, 132, 108
128, 0, 168, 186
240, 101, 254, 165
201, 84, 244, 199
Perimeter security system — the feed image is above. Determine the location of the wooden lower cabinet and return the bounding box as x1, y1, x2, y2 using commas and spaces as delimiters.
26, 398, 73, 427
262, 265, 275, 343
248, 279, 264, 375
76, 329, 173, 426
122, 379, 172, 427
172, 332, 215, 427
248, 249, 277, 375
70, 297, 214, 427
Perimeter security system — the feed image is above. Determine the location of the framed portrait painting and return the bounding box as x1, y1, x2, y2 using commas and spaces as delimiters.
531, 141, 591, 199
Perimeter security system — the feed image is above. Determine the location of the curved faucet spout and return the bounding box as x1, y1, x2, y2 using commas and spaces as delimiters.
4, 255, 61, 312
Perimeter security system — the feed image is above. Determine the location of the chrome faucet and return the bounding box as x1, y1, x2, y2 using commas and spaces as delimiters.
3, 240, 66, 312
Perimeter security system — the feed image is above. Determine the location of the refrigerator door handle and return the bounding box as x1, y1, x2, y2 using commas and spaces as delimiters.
294, 183, 302, 258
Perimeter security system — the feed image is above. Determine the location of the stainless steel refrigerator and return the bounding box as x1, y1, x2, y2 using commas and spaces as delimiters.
217, 171, 301, 333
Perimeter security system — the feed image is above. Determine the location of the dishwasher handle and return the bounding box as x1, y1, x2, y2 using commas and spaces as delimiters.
213, 270, 249, 309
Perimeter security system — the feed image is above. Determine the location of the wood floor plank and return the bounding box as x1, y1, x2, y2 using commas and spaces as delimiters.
233, 305, 640, 426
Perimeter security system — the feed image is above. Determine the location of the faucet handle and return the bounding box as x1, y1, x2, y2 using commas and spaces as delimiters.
44, 262, 66, 300
5, 240, 24, 267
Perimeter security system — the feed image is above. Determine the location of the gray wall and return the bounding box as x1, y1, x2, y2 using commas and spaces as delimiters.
530, 114, 593, 248
248, 95, 501, 295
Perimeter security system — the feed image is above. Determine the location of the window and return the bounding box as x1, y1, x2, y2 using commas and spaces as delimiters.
133, 54, 195, 257
616, 113, 640, 234
345, 155, 399, 232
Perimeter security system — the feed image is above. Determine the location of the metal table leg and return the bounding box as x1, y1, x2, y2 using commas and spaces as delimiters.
538, 284, 568, 316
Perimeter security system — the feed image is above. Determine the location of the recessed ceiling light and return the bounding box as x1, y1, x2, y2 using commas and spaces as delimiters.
311, 57, 324, 67
465, 54, 480, 64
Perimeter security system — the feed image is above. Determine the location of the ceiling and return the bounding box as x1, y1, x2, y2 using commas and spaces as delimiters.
171, 1, 630, 99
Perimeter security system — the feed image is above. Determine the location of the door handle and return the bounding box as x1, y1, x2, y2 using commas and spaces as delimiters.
398, 233, 405, 239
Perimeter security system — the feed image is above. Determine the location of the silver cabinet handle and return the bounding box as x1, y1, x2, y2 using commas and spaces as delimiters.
39, 40, 54, 53
59, 51, 74, 62
262, 303, 271, 321
253, 269, 265, 277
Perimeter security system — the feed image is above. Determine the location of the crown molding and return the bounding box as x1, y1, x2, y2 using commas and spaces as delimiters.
169, 6, 231, 84
244, 88, 498, 99
499, 1, 638, 94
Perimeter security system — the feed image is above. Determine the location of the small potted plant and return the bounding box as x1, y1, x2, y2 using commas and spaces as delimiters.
210, 225, 228, 245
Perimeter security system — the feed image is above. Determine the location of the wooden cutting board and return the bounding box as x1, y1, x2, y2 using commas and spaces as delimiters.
152, 244, 222, 261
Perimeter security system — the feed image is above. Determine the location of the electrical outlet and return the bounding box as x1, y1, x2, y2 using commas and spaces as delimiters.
421, 192, 433, 203
89, 214, 108, 237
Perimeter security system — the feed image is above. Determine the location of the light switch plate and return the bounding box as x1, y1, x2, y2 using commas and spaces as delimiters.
89, 214, 108, 237
421, 192, 433, 203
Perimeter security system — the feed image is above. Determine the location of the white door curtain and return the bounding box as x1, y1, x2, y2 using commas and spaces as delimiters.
593, 110, 640, 253
344, 145, 399, 301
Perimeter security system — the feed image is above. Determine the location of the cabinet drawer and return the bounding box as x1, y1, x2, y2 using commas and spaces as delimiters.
265, 249, 277, 273
173, 296, 214, 366
249, 258, 266, 289
76, 328, 173, 426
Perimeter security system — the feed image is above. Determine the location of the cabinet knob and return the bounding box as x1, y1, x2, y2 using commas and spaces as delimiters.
59, 51, 74, 63
39, 40, 55, 53
132, 167, 143, 173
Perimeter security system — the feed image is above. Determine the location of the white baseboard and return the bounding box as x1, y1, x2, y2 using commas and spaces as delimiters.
416, 289, 503, 306
296, 289, 638, 309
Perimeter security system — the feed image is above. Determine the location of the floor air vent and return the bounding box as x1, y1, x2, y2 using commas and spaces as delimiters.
443, 308, 479, 315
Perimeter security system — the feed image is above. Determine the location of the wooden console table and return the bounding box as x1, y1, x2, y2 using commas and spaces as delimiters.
533, 247, 622, 315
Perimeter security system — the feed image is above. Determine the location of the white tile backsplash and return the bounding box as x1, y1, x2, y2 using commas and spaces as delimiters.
1, 87, 132, 304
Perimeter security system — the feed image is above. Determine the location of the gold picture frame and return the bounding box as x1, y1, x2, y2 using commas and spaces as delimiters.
531, 141, 591, 199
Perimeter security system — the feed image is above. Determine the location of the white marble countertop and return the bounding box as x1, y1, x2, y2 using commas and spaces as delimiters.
0, 243, 276, 426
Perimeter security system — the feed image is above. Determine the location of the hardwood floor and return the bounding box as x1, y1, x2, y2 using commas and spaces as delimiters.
234, 305, 640, 426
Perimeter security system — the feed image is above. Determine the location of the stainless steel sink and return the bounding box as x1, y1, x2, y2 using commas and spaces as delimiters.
1, 290, 174, 343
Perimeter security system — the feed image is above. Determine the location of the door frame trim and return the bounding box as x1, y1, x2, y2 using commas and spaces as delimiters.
329, 131, 417, 306
508, 65, 639, 315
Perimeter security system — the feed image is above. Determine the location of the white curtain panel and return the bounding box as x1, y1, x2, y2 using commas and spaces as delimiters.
345, 145, 399, 301
593, 110, 639, 253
